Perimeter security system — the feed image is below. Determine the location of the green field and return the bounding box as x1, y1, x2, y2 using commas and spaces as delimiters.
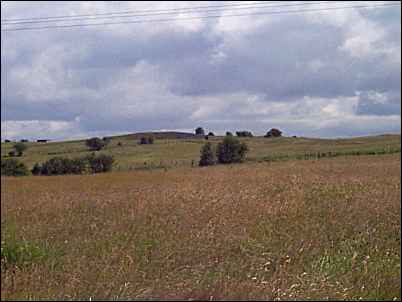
1, 133, 400, 171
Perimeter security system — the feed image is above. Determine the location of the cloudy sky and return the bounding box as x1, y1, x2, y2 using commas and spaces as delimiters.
1, 1, 401, 140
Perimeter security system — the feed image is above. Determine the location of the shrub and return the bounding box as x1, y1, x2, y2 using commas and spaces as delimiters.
236, 131, 253, 137
86, 137, 106, 151
13, 142, 28, 156
265, 128, 282, 138
86, 153, 114, 173
31, 163, 42, 176
69, 158, 91, 174
199, 142, 216, 166
208, 132, 215, 136
140, 136, 154, 145
216, 136, 248, 164
40, 157, 70, 175
36, 154, 113, 176
8, 151, 15, 157
1, 159, 29, 176
195, 127, 205, 136
226, 132, 233, 136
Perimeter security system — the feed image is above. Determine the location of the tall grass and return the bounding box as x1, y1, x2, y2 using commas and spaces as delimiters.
1, 154, 400, 300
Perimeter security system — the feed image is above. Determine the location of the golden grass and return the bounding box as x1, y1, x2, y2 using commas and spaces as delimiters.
1, 154, 400, 300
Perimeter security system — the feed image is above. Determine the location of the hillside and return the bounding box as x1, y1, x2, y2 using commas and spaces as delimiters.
1, 133, 400, 171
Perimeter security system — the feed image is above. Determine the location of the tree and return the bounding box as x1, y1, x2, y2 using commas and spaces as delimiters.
13, 142, 28, 156
216, 136, 248, 164
226, 131, 233, 136
236, 131, 253, 137
199, 142, 216, 166
86, 137, 106, 151
208, 132, 215, 136
195, 127, 205, 135
265, 128, 282, 138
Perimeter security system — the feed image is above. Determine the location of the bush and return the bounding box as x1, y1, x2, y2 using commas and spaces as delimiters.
13, 142, 28, 156
86, 137, 106, 151
8, 151, 16, 157
35, 154, 113, 176
140, 136, 154, 145
195, 127, 205, 135
208, 132, 215, 136
40, 157, 70, 175
86, 153, 114, 173
31, 163, 42, 175
236, 131, 253, 137
199, 142, 216, 166
226, 132, 233, 136
1, 159, 29, 176
216, 136, 248, 164
265, 128, 282, 138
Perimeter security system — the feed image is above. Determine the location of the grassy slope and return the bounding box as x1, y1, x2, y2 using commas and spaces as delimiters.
1, 154, 400, 300
1, 134, 401, 170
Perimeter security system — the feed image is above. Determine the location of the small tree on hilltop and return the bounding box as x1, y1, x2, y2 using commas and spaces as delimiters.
265, 128, 282, 138
226, 131, 233, 136
195, 127, 205, 136
208, 132, 215, 136
199, 142, 216, 166
13, 142, 28, 156
216, 136, 248, 164
86, 137, 106, 151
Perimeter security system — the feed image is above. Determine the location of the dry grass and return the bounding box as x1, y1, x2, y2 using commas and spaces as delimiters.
1, 154, 400, 300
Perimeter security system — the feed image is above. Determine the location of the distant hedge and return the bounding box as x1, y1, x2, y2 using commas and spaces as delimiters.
236, 131, 253, 137
1, 158, 29, 176
32, 153, 114, 176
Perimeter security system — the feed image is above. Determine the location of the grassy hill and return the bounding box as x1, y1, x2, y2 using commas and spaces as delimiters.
1, 132, 400, 171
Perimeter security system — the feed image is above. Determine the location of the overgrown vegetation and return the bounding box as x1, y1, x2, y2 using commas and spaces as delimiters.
1, 159, 29, 176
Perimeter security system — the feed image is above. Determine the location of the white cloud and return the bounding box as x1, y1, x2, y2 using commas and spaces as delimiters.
1, 1, 400, 140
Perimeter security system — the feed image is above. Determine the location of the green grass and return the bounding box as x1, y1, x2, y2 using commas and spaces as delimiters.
2, 134, 400, 171
1, 222, 49, 269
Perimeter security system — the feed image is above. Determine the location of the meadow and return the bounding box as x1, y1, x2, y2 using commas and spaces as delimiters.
1, 133, 400, 171
1, 148, 400, 300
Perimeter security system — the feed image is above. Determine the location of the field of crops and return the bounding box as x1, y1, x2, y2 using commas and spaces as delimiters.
1, 153, 400, 300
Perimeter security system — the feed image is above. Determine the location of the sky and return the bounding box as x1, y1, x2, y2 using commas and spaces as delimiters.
1, 1, 401, 141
